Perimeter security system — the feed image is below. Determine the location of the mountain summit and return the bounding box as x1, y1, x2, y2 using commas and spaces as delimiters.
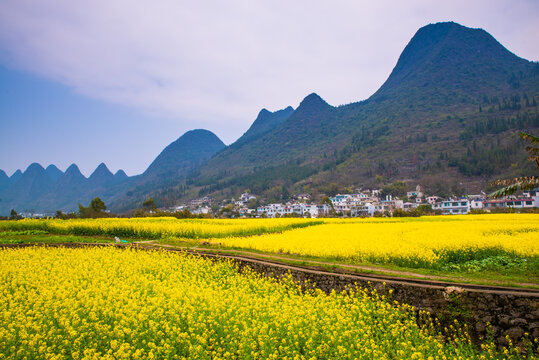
296, 93, 332, 114
373, 22, 533, 100
288, 93, 333, 125
144, 129, 225, 178
236, 106, 294, 144
114, 170, 128, 182
88, 163, 114, 185
45, 165, 63, 182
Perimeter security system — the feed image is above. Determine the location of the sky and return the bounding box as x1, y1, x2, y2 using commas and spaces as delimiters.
0, 1, 538, 177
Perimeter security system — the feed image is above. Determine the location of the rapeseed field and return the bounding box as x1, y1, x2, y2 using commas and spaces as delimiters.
0, 217, 321, 239
0, 214, 537, 270
0, 247, 530, 359
216, 214, 539, 269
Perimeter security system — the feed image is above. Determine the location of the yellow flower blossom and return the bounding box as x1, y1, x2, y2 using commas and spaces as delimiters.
0, 246, 529, 359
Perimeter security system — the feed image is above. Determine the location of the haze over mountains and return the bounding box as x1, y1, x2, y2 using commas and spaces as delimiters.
1, 22, 538, 215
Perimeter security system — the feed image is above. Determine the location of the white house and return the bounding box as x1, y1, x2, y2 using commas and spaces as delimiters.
352, 202, 376, 217
523, 189, 539, 207
483, 198, 536, 211
240, 193, 256, 202
257, 202, 321, 218
257, 203, 284, 217
470, 199, 484, 210
317, 204, 331, 216
330, 193, 373, 213
438, 199, 470, 215
376, 199, 404, 213
403, 202, 418, 210
192, 206, 211, 215
426, 196, 440, 205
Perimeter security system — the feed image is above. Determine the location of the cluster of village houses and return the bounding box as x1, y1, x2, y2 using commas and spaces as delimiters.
176, 186, 539, 218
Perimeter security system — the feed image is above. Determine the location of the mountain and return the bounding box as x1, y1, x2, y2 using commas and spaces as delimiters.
233, 106, 294, 145
106, 129, 226, 211
13, 163, 54, 198
184, 21, 538, 201
3, 21, 539, 214
45, 165, 64, 183
198, 93, 335, 179
372, 22, 532, 102
9, 169, 22, 185
0, 170, 8, 192
88, 163, 114, 186
0, 129, 227, 214
0, 163, 54, 210
114, 170, 128, 182
144, 129, 225, 178
56, 164, 86, 190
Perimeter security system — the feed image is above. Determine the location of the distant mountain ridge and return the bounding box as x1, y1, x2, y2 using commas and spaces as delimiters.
7, 163, 53, 203
0, 162, 130, 214
9, 170, 22, 185
0, 128, 228, 214
2, 21, 538, 215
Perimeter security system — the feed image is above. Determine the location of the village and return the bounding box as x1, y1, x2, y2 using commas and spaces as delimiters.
169, 186, 539, 218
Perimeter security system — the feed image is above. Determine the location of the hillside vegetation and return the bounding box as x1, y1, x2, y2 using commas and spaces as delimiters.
183, 22, 538, 203
1, 22, 538, 213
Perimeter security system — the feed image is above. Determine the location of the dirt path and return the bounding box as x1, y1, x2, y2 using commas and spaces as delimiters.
3, 241, 538, 294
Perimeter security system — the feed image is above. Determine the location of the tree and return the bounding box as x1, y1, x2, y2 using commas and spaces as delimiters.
245, 198, 259, 209
143, 197, 157, 211
10, 209, 21, 220
90, 197, 107, 212
321, 196, 333, 208
219, 204, 238, 218
322, 183, 340, 197
381, 181, 407, 198
55, 210, 67, 219
489, 132, 539, 198
79, 197, 108, 218
321, 196, 335, 215
281, 186, 290, 201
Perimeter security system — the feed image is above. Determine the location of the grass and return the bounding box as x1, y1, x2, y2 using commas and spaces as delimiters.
154, 238, 539, 288
0, 231, 114, 244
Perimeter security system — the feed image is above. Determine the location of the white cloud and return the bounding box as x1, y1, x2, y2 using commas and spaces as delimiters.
0, 0, 537, 143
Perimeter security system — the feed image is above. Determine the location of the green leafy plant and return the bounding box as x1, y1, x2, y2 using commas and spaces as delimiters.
489, 132, 539, 198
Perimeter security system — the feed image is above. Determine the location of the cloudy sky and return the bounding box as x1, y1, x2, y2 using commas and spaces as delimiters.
1, 0, 538, 176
